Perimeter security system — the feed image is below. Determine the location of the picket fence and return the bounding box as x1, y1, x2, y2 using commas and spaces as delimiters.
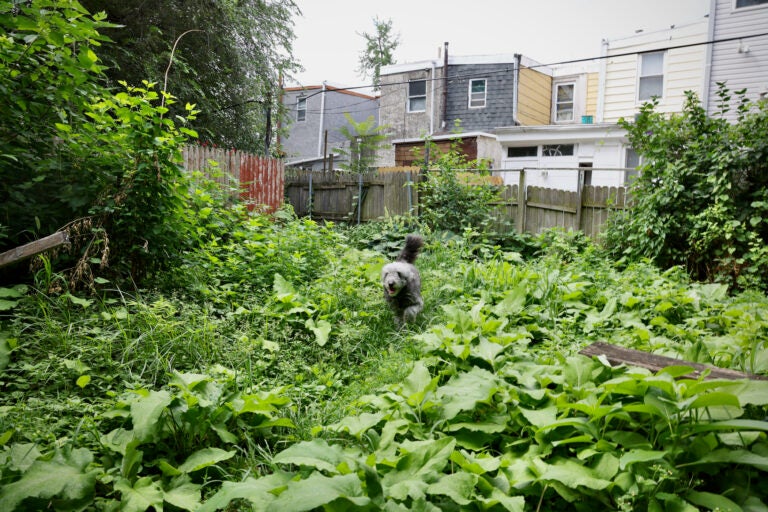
182, 145, 284, 213
283, 168, 628, 238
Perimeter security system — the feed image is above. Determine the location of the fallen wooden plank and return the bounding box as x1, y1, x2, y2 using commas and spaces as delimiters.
0, 231, 69, 269
580, 342, 768, 381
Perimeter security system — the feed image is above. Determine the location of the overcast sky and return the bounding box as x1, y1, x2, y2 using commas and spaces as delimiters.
289, 0, 710, 89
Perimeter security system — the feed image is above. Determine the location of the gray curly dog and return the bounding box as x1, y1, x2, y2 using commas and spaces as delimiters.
381, 235, 424, 325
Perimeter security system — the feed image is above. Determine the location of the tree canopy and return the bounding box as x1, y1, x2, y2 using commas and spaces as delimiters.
79, 0, 301, 153
357, 16, 399, 90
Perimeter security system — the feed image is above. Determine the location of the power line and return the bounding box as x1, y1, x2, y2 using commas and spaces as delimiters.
293, 31, 768, 101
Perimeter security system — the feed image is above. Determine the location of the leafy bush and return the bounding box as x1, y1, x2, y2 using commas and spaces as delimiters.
603, 85, 768, 291
0, 1, 200, 287
417, 136, 504, 235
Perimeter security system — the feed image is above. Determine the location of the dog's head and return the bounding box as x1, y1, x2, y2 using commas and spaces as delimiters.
381, 267, 406, 297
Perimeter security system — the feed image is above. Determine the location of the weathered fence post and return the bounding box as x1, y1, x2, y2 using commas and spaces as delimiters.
575, 168, 585, 230
308, 171, 313, 220
406, 170, 413, 215
357, 173, 363, 225
516, 169, 526, 233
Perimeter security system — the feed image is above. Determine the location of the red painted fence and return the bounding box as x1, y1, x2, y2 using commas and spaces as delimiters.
182, 145, 284, 213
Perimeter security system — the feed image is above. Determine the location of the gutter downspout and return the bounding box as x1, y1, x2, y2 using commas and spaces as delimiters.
702, 1, 716, 113
317, 81, 327, 157
512, 54, 521, 125
429, 59, 436, 135
596, 39, 608, 123
441, 42, 449, 131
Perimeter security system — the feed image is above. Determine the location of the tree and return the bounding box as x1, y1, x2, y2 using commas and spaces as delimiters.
602, 85, 768, 290
357, 16, 399, 90
336, 113, 388, 174
78, 0, 301, 153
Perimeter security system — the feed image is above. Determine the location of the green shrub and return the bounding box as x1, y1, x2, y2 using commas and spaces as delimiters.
603, 85, 768, 291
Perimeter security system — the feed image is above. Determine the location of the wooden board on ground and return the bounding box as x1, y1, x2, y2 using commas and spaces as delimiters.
580, 342, 768, 381
0, 232, 69, 269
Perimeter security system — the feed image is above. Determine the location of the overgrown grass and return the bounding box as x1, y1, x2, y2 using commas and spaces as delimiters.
1, 211, 767, 511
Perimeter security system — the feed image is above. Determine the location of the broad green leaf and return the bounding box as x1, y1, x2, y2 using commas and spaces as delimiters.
0, 448, 97, 510
272, 439, 348, 473
115, 476, 164, 512
727, 381, 768, 406
535, 457, 613, 490
164, 476, 202, 511
0, 285, 26, 299
686, 490, 742, 512
65, 293, 93, 308
681, 449, 768, 471
471, 336, 508, 366
492, 285, 527, 317
400, 361, 439, 409
690, 419, 768, 434
169, 371, 211, 391
426, 472, 477, 505
267, 473, 370, 511
480, 488, 525, 512
438, 367, 499, 420
328, 412, 385, 437
7, 443, 41, 472
0, 338, 11, 372
449, 450, 501, 474
305, 318, 331, 347
130, 389, 172, 441
178, 447, 235, 473
382, 438, 456, 500
619, 449, 667, 470
520, 406, 557, 429
76, 375, 91, 388
0, 430, 14, 447
273, 273, 296, 299
197, 473, 293, 512
0, 299, 18, 311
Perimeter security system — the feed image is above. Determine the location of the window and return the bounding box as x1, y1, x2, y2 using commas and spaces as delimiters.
469, 79, 487, 108
736, 0, 768, 7
408, 80, 426, 112
625, 148, 641, 184
542, 144, 574, 157
296, 97, 306, 122
507, 146, 538, 158
638, 51, 665, 101
554, 83, 575, 122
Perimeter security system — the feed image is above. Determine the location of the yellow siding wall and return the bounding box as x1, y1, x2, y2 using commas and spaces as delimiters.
602, 21, 707, 122
517, 68, 552, 125
585, 73, 599, 118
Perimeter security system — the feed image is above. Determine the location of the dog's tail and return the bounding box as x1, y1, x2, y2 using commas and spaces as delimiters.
397, 234, 423, 264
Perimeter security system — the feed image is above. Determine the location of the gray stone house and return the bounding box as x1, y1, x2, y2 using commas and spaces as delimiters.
280, 83, 379, 170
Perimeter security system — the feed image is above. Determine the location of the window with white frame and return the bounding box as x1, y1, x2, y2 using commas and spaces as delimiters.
625, 147, 641, 184
735, 0, 768, 7
542, 144, 575, 157
469, 79, 487, 108
296, 97, 307, 122
638, 51, 665, 101
554, 83, 575, 122
408, 80, 426, 112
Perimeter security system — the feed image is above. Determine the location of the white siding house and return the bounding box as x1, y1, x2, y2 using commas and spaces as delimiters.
598, 19, 709, 123
705, 0, 768, 119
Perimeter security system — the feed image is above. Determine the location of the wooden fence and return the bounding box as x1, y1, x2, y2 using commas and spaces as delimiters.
285, 169, 418, 222
284, 168, 628, 238
493, 183, 627, 238
182, 145, 284, 213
